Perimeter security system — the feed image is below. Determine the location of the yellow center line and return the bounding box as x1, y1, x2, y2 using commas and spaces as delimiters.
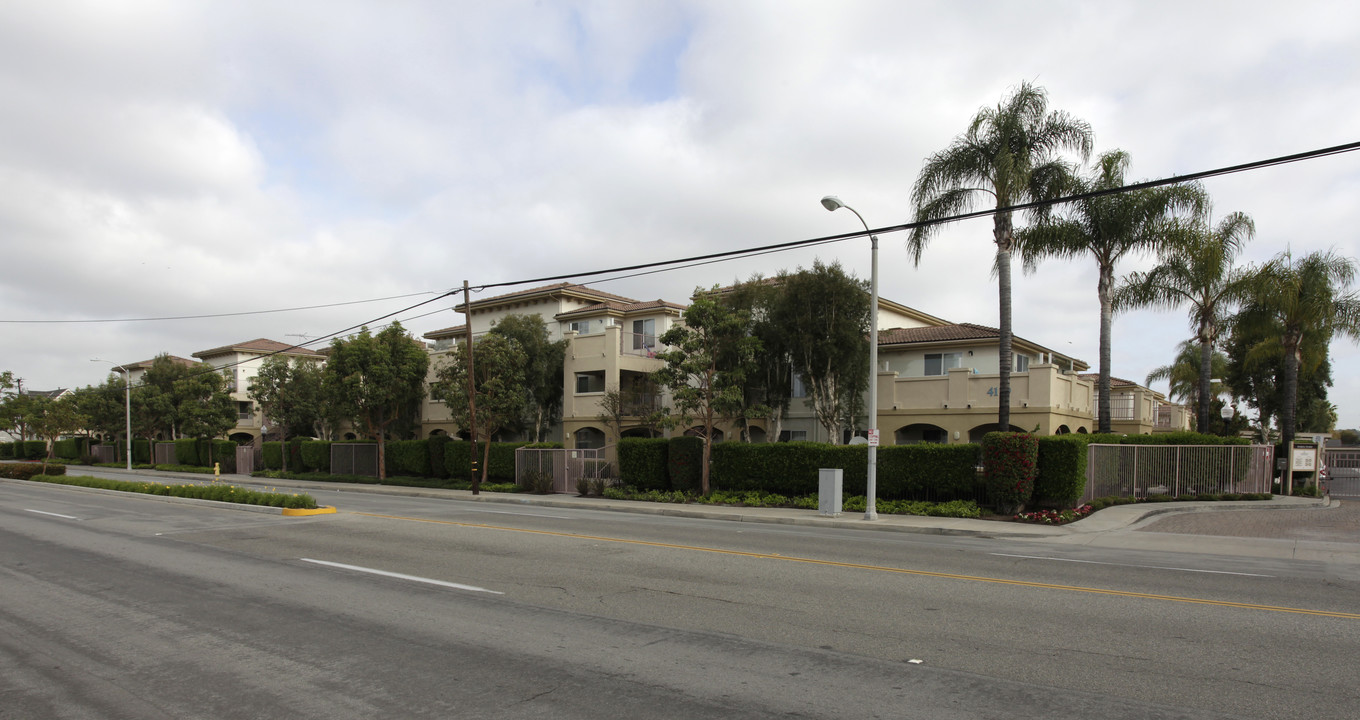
352, 511, 1360, 620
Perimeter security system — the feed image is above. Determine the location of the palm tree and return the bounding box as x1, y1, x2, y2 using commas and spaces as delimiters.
1235, 249, 1360, 448
1017, 150, 1205, 432
1114, 212, 1254, 433
1145, 339, 1228, 410
909, 81, 1092, 432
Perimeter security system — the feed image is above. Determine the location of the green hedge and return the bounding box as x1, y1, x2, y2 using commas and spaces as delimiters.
262, 441, 282, 470
981, 432, 1038, 512
301, 441, 331, 472
440, 440, 545, 482
385, 439, 432, 477
174, 438, 199, 466
428, 435, 451, 479
0, 442, 12, 460
619, 438, 669, 490
132, 438, 151, 464
54, 438, 81, 460
1033, 436, 1086, 508
667, 437, 704, 493
20, 440, 46, 460
0, 463, 67, 479
213, 440, 237, 473
708, 442, 980, 500
27, 473, 315, 509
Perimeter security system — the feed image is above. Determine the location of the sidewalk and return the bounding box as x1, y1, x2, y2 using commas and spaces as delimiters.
72, 465, 1356, 563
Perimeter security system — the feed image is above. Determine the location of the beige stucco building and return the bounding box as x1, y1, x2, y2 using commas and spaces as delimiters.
191, 339, 325, 443
418, 283, 1190, 449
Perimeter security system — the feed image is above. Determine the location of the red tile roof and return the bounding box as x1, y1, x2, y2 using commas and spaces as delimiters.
192, 338, 323, 359
423, 324, 468, 339
461, 282, 638, 310
877, 323, 999, 345
556, 299, 686, 319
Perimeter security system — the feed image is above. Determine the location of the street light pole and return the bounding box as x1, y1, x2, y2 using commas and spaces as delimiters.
92, 359, 133, 470
821, 196, 879, 520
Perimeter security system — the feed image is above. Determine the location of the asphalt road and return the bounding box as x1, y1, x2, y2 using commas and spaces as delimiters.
3, 477, 1358, 719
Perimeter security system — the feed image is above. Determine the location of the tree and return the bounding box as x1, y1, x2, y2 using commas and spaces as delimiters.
1146, 339, 1229, 405
249, 357, 329, 470
69, 380, 128, 447
722, 276, 793, 441
909, 81, 1093, 432
1339, 429, 1359, 446
132, 355, 236, 441
488, 313, 568, 441
1234, 250, 1360, 448
1115, 212, 1255, 433
767, 260, 871, 443
324, 323, 430, 480
0, 391, 35, 440
430, 333, 528, 491
1017, 150, 1205, 432
27, 396, 88, 459
1224, 302, 1332, 443
651, 289, 760, 494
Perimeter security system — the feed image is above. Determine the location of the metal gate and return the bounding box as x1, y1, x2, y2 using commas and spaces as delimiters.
331, 443, 379, 477
153, 442, 176, 465
1324, 448, 1360, 497
516, 446, 613, 493
1083, 444, 1275, 503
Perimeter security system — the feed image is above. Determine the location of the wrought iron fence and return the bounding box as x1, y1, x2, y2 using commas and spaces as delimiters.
1082, 444, 1274, 503
516, 445, 614, 493
1323, 449, 1360, 497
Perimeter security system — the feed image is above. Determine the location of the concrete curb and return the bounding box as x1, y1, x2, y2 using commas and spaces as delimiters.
1, 476, 329, 517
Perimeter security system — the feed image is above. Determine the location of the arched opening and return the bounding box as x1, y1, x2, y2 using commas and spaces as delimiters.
1076, 426, 1088, 434
429, 429, 449, 438
229, 432, 255, 445
574, 426, 606, 449
1055, 425, 1071, 435
455, 430, 472, 441
895, 423, 949, 445
344, 432, 357, 441
684, 426, 724, 442
621, 427, 659, 439
747, 426, 767, 444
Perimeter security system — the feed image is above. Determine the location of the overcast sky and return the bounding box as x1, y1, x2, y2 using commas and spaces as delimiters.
2, 0, 1357, 430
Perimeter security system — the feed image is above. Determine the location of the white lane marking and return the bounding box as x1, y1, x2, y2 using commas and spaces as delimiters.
300, 558, 503, 594
25, 509, 79, 520
990, 553, 1274, 577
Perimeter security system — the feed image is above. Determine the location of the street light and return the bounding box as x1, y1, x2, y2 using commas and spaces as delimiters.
92, 359, 132, 470
821, 195, 879, 521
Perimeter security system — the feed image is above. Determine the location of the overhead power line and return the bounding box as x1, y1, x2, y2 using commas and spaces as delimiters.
0, 291, 442, 325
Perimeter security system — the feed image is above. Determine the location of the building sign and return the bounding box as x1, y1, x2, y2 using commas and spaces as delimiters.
1291, 442, 1318, 472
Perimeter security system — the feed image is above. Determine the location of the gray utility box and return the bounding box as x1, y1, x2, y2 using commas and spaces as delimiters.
819, 468, 843, 516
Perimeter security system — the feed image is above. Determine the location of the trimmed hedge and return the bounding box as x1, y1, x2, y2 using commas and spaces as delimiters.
1033, 436, 1086, 508
54, 438, 82, 460
385, 439, 432, 478
213, 440, 237, 473
20, 440, 47, 460
0, 462, 68, 479
667, 436, 704, 493
132, 438, 151, 464
428, 435, 451, 480
301, 441, 331, 472
981, 432, 1038, 512
262, 441, 282, 470
174, 438, 199, 466
708, 441, 980, 500
619, 438, 669, 490
27, 473, 316, 509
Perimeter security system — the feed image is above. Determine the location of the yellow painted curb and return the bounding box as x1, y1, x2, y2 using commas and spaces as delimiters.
282, 505, 338, 517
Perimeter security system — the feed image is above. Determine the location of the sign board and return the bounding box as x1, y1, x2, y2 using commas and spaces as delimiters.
867, 429, 880, 447
1291, 442, 1318, 472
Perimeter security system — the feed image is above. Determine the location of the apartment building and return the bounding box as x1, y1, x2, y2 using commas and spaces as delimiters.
191, 339, 325, 443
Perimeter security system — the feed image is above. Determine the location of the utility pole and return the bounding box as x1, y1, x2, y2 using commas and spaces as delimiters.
464, 280, 480, 494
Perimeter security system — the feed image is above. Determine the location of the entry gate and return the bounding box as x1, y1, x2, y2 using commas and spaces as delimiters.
1324, 448, 1360, 497
515, 446, 613, 493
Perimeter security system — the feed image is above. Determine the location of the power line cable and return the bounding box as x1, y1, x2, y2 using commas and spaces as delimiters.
1, 291, 443, 325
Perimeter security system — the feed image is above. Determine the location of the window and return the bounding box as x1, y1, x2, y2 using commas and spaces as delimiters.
570, 320, 591, 334
790, 373, 807, 398
575, 373, 604, 394
632, 318, 656, 350
237, 401, 253, 421
778, 430, 808, 443
924, 352, 962, 376
1014, 354, 1029, 372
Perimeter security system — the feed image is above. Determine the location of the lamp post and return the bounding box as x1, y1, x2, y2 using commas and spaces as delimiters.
92, 359, 132, 470
821, 195, 879, 520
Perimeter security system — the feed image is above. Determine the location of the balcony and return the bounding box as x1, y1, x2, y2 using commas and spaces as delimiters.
882, 365, 1094, 417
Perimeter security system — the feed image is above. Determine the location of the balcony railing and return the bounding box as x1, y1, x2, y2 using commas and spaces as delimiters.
1110, 396, 1135, 420
621, 332, 662, 357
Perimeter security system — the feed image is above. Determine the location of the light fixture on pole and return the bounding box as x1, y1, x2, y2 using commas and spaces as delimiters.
821, 195, 879, 521
92, 358, 132, 470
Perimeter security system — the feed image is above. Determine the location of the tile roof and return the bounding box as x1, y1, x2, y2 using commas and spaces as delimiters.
556, 299, 686, 319
192, 338, 323, 359
877, 323, 999, 345
423, 324, 468, 339
463, 282, 638, 310
118, 355, 204, 370
1079, 374, 1140, 388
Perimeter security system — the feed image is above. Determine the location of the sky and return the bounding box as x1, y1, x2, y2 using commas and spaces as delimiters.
2, 0, 1358, 430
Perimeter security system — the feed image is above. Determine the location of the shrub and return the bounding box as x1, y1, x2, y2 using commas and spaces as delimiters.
428, 434, 451, 479
0, 442, 13, 459
619, 438, 669, 490
0, 463, 67, 479
667, 436, 704, 493
385, 439, 432, 477
981, 432, 1038, 513
1033, 436, 1086, 508
132, 438, 151, 464
213, 440, 237, 473
262, 441, 282, 470
300, 441, 331, 472
23, 473, 317, 509
443, 440, 472, 479
174, 438, 199, 466
54, 439, 81, 460
22, 440, 47, 460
